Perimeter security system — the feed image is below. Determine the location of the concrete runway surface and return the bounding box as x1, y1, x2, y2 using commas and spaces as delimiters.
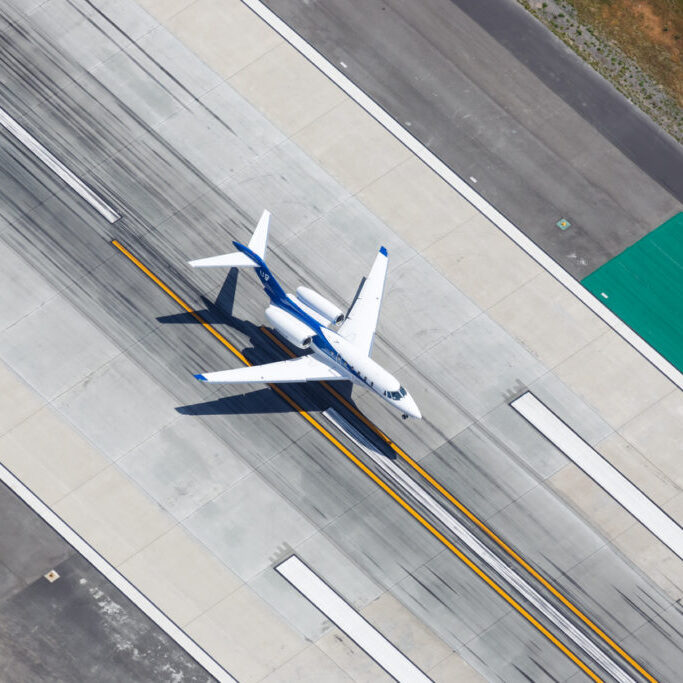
0, 0, 681, 681
0, 482, 212, 681
263, 0, 683, 278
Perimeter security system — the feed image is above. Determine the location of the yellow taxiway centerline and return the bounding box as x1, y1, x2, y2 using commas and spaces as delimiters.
260, 326, 656, 683
112, 238, 613, 682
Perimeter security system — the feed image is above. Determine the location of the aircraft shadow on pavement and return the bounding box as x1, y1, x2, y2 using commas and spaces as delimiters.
177, 386, 324, 416
162, 268, 358, 417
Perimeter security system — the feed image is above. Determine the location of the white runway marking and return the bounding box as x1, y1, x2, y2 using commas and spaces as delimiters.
276, 554, 432, 683
324, 409, 635, 683
0, 462, 236, 683
241, 0, 683, 391
0, 106, 120, 223
511, 392, 683, 559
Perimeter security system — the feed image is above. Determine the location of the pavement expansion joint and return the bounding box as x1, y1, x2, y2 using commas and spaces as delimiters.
111, 236, 656, 682
3, 2, 680, 679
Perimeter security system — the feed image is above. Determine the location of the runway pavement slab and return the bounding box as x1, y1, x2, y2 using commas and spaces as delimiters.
0, 404, 108, 506
119, 414, 253, 521
488, 271, 608, 370
53, 465, 176, 566
0, 482, 212, 682
119, 524, 242, 627
619, 391, 683, 486
260, 644, 353, 683
357, 156, 480, 252
229, 40, 346, 137
0, 0, 681, 680
422, 211, 542, 311
553, 330, 675, 429
548, 464, 636, 541
314, 628, 392, 683
260, 0, 683, 278
184, 471, 318, 582
184, 584, 309, 682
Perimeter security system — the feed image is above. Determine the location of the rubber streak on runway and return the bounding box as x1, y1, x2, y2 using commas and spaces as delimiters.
0, 1, 682, 681
114, 237, 653, 683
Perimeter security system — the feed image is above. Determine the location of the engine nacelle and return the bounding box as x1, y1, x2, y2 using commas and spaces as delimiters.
265, 305, 315, 349
287, 294, 330, 327
296, 286, 344, 325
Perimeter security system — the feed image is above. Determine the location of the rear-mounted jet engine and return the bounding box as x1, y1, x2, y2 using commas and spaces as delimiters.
295, 286, 345, 325
264, 305, 315, 349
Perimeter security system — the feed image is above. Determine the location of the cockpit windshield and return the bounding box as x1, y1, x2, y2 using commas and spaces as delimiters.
383, 386, 407, 400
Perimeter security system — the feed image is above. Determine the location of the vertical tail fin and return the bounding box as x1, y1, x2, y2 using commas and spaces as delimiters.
247, 209, 270, 260
188, 210, 270, 268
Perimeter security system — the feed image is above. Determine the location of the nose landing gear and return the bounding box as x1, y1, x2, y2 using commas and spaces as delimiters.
401, 413, 409, 420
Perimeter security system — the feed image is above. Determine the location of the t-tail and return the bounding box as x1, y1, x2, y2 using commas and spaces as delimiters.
188, 210, 270, 269
188, 209, 287, 304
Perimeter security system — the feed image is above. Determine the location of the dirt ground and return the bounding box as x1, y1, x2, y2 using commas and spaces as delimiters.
573, 0, 682, 104
523, 0, 683, 141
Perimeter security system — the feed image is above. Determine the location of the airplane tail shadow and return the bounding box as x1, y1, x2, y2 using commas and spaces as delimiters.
213, 266, 239, 318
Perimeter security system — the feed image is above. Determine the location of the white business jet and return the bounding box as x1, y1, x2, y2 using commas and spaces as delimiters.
190, 210, 421, 420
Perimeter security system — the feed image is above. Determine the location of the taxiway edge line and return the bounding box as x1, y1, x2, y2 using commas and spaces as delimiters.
112, 240, 604, 683
512, 392, 683, 559
239, 0, 683, 392
259, 326, 657, 683
0, 105, 120, 223
276, 555, 432, 682
0, 462, 236, 683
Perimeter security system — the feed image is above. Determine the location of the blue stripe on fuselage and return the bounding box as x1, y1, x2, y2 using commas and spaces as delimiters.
233, 241, 331, 346
233, 241, 289, 304
234, 240, 369, 386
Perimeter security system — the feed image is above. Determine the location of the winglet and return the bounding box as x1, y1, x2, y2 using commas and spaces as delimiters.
194, 374, 207, 382
379, 246, 388, 256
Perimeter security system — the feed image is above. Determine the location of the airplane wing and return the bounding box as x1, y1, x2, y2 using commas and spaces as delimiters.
195, 355, 345, 384
338, 246, 388, 356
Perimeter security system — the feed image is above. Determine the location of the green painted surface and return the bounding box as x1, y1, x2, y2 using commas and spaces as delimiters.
582, 212, 683, 372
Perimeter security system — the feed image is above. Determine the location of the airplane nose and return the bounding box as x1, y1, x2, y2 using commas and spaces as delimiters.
403, 394, 422, 419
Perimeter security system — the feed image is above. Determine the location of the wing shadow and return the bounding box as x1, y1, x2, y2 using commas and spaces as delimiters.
177, 386, 325, 416
166, 269, 362, 417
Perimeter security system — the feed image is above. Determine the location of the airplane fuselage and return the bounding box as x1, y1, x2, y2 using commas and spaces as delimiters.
235, 240, 421, 419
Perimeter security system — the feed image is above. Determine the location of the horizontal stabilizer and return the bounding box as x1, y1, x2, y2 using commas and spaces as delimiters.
194, 356, 344, 384
188, 251, 258, 268
188, 210, 271, 268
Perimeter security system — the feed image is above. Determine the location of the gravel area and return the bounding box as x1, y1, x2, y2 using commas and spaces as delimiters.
519, 0, 683, 143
